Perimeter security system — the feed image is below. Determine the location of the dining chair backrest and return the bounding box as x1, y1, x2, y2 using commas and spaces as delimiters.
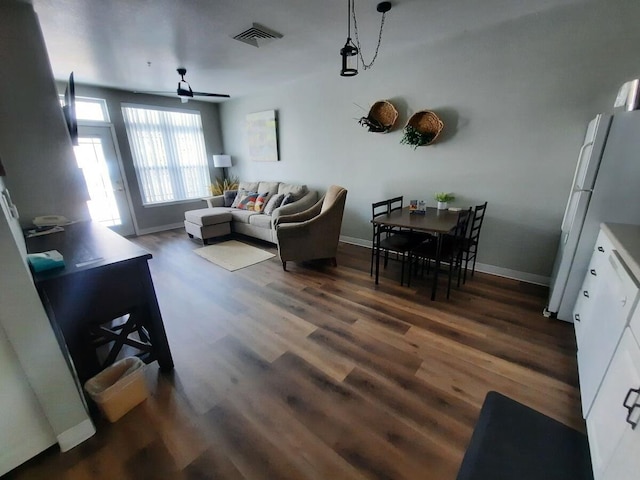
469, 202, 488, 243
389, 196, 404, 214
372, 199, 390, 220
454, 208, 473, 243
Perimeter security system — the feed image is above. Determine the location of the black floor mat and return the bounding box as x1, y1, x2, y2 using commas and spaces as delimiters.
456, 391, 593, 480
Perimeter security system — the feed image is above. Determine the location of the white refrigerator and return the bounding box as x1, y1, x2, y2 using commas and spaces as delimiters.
547, 110, 640, 321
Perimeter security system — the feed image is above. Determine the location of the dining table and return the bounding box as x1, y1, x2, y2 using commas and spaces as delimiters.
372, 206, 462, 300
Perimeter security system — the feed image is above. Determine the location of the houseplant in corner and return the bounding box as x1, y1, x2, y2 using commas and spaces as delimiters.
434, 192, 455, 210
210, 175, 239, 196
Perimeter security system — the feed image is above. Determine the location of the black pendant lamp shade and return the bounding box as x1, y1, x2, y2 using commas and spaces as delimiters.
340, 0, 358, 76
340, 38, 359, 77
340, 1, 392, 77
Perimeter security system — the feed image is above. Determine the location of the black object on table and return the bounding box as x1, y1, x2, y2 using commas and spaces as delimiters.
26, 221, 174, 385
456, 391, 593, 480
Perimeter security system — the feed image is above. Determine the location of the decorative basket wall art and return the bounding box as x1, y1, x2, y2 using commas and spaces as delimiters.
400, 110, 444, 149
358, 100, 399, 133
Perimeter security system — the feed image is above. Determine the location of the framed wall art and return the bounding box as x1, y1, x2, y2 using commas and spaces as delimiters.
246, 110, 279, 162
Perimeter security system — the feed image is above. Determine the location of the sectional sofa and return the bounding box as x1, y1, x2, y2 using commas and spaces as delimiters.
184, 181, 318, 244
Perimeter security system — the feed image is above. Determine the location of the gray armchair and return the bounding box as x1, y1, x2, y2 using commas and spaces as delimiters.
275, 185, 347, 271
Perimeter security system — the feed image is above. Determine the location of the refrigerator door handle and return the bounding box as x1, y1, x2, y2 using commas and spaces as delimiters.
572, 141, 594, 188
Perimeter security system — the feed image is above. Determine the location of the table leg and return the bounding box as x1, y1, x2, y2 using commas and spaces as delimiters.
431, 234, 443, 301
138, 262, 174, 371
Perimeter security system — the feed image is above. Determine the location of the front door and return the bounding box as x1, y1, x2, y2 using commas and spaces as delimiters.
75, 125, 135, 236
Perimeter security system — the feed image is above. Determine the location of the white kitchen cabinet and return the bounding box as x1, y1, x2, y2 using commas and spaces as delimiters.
573, 229, 614, 344
586, 328, 640, 479
574, 245, 639, 417
573, 223, 640, 480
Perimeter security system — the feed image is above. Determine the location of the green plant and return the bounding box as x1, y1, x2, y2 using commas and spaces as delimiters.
210, 175, 239, 196
434, 192, 455, 203
400, 125, 435, 149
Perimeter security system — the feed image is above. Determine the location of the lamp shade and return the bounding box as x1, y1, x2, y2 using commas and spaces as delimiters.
213, 154, 232, 168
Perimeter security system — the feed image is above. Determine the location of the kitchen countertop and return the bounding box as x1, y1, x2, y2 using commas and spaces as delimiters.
602, 222, 640, 281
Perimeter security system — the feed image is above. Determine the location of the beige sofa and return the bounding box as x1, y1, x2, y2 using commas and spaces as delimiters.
184, 181, 317, 244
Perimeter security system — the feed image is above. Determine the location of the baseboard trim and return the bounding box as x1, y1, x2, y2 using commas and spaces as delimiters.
136, 222, 185, 236
339, 236, 550, 286
56, 419, 96, 452
473, 262, 549, 286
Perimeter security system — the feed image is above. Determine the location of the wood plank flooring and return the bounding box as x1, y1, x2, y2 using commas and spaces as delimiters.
7, 229, 583, 480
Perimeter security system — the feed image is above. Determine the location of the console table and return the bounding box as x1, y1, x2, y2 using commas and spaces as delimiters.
26, 221, 173, 385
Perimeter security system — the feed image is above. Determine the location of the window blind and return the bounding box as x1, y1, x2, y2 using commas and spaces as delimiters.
122, 106, 210, 205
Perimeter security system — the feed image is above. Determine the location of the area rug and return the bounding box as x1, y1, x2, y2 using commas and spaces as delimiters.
456, 391, 593, 480
194, 240, 275, 271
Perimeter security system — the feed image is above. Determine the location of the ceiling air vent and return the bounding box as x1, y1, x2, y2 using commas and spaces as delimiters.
233, 23, 283, 48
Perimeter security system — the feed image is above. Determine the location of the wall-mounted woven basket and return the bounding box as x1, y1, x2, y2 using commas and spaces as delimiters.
401, 110, 444, 147
358, 100, 399, 133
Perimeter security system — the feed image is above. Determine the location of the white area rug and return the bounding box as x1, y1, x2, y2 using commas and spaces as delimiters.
194, 240, 275, 271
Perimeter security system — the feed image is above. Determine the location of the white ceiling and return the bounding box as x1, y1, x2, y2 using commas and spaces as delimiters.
31, 0, 587, 101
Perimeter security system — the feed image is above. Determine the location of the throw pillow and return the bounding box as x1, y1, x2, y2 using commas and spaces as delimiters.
236, 191, 259, 210
278, 183, 307, 201
263, 193, 285, 215
281, 193, 295, 207
253, 192, 271, 213
223, 190, 237, 207
231, 189, 247, 208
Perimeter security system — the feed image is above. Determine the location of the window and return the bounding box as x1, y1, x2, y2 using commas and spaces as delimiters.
59, 95, 110, 122
122, 105, 210, 205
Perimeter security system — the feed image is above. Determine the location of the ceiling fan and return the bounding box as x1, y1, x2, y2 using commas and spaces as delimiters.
136, 68, 230, 102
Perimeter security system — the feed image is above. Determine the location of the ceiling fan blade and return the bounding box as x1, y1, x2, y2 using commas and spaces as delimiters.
192, 91, 231, 98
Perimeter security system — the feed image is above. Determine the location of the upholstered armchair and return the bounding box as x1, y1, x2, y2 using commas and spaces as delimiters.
275, 185, 347, 271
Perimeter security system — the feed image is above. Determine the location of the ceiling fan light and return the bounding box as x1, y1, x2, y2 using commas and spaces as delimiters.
177, 80, 193, 97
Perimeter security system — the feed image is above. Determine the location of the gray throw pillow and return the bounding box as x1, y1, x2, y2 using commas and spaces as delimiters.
281, 193, 295, 207
223, 190, 237, 207
263, 193, 285, 215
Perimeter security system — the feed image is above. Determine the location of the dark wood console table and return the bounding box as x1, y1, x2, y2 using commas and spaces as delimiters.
26, 221, 173, 384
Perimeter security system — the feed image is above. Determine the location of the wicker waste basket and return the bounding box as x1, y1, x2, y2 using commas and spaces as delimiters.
84, 356, 148, 422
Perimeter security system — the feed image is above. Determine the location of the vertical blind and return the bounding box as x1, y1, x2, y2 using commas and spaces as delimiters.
122, 106, 210, 205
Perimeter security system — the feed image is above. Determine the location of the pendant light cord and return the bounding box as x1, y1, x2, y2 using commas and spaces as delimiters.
351, 0, 388, 70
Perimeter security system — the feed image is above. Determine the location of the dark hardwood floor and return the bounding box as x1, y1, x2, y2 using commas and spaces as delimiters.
7, 229, 583, 480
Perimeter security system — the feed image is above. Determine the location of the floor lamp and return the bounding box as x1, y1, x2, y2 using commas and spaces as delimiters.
213, 154, 232, 181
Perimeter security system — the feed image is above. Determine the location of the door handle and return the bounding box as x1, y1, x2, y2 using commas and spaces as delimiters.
574, 314, 580, 322
623, 387, 640, 429
590, 269, 597, 276
598, 246, 605, 252
583, 290, 589, 298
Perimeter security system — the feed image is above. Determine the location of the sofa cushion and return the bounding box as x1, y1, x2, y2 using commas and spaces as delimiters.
223, 190, 237, 207
184, 208, 232, 227
263, 193, 285, 215
278, 183, 307, 200
249, 213, 272, 229
229, 209, 258, 224
254, 192, 271, 212
236, 191, 259, 210
238, 181, 259, 193
258, 181, 279, 195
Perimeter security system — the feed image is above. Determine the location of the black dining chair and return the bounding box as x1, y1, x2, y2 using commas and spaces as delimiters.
371, 197, 429, 285
407, 208, 472, 299
462, 202, 488, 284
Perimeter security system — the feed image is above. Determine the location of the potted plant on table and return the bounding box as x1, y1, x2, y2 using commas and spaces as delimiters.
434, 192, 455, 210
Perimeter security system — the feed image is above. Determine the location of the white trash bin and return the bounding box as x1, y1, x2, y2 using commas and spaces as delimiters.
84, 356, 148, 422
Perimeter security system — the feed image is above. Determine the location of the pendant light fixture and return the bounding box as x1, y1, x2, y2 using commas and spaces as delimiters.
340, 0, 392, 77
